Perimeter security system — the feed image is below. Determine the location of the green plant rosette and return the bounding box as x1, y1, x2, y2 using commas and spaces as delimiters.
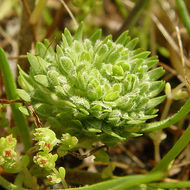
17, 24, 165, 146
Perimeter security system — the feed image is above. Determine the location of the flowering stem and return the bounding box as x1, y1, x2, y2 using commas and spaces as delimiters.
53, 168, 68, 189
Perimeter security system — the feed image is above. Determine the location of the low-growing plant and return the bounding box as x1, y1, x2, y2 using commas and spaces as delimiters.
17, 24, 166, 146
1, 24, 190, 189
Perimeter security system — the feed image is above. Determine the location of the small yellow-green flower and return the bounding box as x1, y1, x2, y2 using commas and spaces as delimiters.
33, 152, 58, 170
0, 135, 23, 173
33, 128, 58, 152
47, 173, 62, 185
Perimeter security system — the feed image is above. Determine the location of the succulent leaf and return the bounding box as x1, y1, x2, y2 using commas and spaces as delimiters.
16, 89, 31, 102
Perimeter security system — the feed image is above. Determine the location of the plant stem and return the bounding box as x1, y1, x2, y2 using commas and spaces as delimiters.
149, 130, 166, 163
22, 167, 38, 190
0, 48, 31, 151
152, 123, 190, 172
176, 0, 190, 38
53, 168, 68, 189
0, 175, 28, 190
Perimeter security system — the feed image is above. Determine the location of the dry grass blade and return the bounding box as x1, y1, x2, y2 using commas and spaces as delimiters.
58, 0, 78, 28
176, 26, 190, 95
152, 14, 190, 67
118, 144, 146, 168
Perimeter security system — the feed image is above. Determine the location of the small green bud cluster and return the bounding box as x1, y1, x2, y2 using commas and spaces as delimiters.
165, 82, 188, 100
33, 128, 59, 184
0, 135, 22, 173
33, 128, 77, 185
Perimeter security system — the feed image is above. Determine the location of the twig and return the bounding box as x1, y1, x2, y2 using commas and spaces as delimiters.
121, 0, 135, 9
68, 145, 107, 160
118, 144, 145, 168
8, 55, 27, 60
0, 99, 42, 128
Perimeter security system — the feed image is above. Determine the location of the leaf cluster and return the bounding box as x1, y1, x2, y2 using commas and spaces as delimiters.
17, 24, 165, 145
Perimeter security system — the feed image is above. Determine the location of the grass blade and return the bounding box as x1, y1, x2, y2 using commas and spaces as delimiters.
57, 172, 164, 190
152, 123, 190, 172
0, 48, 31, 151
141, 98, 190, 132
